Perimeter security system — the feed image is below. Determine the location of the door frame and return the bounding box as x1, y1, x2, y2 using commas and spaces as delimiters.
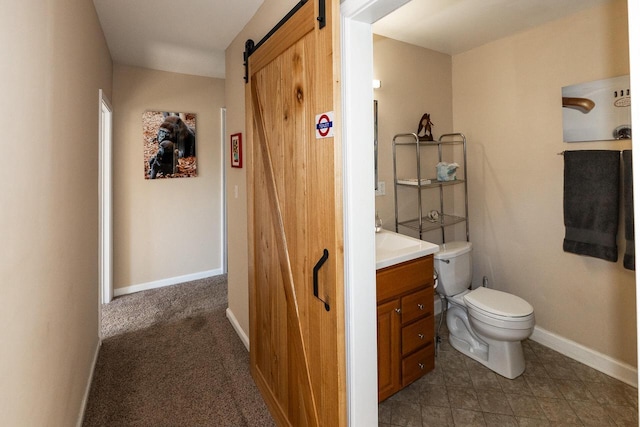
340, 1, 410, 425
221, 107, 228, 274
98, 89, 113, 309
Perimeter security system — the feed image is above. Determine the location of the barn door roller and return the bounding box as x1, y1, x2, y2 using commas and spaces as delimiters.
244, 0, 326, 83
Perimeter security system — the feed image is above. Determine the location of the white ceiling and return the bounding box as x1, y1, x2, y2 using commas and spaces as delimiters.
92, 0, 264, 78
92, 0, 613, 79
373, 0, 614, 55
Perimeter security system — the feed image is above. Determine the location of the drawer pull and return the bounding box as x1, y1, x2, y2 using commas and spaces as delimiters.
395, 308, 401, 314
418, 363, 425, 370
418, 333, 424, 340
417, 303, 424, 310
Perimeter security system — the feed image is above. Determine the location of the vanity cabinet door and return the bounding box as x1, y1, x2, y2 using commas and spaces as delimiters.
377, 299, 401, 402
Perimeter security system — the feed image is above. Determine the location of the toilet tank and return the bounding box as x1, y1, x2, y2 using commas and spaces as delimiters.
434, 241, 472, 296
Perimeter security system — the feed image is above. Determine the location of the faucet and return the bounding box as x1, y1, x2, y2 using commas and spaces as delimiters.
375, 212, 383, 233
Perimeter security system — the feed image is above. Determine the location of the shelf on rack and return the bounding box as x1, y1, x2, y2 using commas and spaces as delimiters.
396, 178, 466, 189
394, 140, 464, 147
397, 214, 467, 233
397, 178, 432, 186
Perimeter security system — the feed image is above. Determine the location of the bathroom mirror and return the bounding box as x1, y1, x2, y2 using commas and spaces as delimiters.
374, 100, 379, 190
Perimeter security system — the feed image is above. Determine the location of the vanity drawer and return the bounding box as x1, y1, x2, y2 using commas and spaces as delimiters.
377, 256, 433, 302
402, 316, 434, 356
401, 343, 435, 387
401, 288, 433, 324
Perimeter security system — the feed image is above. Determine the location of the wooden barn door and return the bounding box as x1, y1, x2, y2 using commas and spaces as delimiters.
245, 0, 345, 425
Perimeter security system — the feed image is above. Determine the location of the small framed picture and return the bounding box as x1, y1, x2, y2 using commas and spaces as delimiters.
231, 133, 242, 168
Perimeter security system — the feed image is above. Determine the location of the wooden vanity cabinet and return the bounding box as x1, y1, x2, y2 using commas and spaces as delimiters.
377, 255, 435, 402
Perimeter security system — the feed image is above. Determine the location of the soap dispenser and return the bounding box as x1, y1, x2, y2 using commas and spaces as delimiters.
375, 212, 383, 233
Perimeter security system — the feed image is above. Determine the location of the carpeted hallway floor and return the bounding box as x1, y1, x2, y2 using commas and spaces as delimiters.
83, 275, 275, 426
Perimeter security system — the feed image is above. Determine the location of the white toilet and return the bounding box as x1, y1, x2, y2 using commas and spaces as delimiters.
434, 241, 535, 379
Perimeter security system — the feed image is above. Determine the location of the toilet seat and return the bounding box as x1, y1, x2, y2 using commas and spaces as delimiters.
464, 287, 533, 319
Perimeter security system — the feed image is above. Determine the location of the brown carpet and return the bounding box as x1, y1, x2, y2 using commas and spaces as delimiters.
83, 275, 275, 426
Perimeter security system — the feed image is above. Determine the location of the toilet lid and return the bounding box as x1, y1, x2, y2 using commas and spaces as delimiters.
434, 241, 471, 259
464, 287, 533, 318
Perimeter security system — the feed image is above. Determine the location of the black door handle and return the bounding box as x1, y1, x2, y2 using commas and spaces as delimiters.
317, 0, 326, 29
313, 249, 330, 311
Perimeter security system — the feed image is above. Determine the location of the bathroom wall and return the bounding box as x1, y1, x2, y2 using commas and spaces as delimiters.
0, 1, 113, 425
112, 64, 225, 291
452, 0, 635, 366
373, 36, 457, 242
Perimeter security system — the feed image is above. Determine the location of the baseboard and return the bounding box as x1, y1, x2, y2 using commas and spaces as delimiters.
77, 338, 101, 427
226, 307, 250, 351
530, 326, 638, 387
113, 269, 223, 297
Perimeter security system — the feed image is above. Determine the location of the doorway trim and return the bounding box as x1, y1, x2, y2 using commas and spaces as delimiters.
98, 89, 113, 309
340, 1, 409, 425
221, 108, 227, 274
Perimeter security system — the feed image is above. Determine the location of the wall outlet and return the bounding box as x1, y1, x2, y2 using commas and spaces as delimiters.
375, 181, 385, 196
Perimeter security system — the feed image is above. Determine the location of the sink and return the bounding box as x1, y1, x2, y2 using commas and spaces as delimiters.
375, 229, 439, 270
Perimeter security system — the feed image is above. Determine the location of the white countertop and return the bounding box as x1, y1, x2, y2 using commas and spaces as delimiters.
375, 229, 439, 270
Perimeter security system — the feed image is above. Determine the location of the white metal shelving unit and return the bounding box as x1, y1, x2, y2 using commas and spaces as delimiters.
393, 132, 469, 242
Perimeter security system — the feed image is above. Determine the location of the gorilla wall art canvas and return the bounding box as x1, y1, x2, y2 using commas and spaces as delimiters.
143, 111, 197, 179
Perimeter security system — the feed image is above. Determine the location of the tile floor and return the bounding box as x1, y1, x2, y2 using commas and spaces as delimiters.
379, 314, 638, 426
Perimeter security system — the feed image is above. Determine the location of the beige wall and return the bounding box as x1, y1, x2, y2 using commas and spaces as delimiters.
452, 0, 636, 365
373, 36, 455, 241
0, 1, 113, 425
112, 64, 225, 290
225, 0, 299, 338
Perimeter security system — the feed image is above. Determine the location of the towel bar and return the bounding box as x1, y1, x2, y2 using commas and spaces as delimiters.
557, 150, 630, 156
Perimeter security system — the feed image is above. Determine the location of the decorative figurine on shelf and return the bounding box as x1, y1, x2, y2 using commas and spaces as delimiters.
417, 113, 434, 141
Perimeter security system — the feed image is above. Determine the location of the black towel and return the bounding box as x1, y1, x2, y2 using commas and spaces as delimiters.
563, 150, 619, 262
623, 150, 635, 270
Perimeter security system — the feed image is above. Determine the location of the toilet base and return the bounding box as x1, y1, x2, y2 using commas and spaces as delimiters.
449, 331, 525, 379
446, 303, 526, 379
